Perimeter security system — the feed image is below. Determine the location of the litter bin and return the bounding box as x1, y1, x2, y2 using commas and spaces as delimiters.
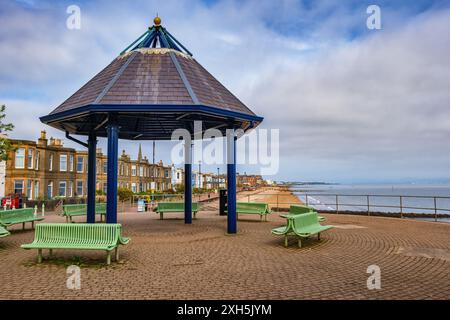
219, 189, 227, 216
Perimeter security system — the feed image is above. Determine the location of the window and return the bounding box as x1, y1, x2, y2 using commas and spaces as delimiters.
49, 154, 53, 171
34, 181, 39, 199
131, 165, 136, 176
165, 170, 169, 178
60, 154, 67, 172
76, 156, 84, 173
28, 149, 34, 169
14, 180, 24, 194
26, 180, 32, 200
76, 181, 83, 196
139, 166, 144, 177
47, 181, 53, 199
131, 183, 136, 193
35, 151, 40, 170
15, 148, 25, 168
59, 181, 66, 197
103, 161, 107, 174
102, 183, 107, 194
68, 181, 73, 197
69, 155, 74, 172
126, 165, 129, 176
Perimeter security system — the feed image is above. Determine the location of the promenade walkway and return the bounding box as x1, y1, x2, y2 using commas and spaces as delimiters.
0, 209, 448, 299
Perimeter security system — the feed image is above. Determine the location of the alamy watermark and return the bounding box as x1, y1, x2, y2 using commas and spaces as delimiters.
366, 5, 381, 30
170, 121, 279, 176
66, 5, 81, 30
367, 264, 381, 290
66, 265, 81, 290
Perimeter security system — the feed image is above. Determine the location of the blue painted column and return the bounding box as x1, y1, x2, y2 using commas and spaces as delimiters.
106, 122, 119, 224
227, 129, 237, 234
87, 133, 97, 223
184, 140, 192, 224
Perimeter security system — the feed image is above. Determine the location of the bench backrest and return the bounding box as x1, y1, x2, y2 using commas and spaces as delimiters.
157, 202, 199, 211
95, 203, 106, 213
63, 204, 87, 214
34, 223, 123, 246
289, 205, 316, 215
293, 212, 319, 230
0, 208, 35, 222
237, 202, 269, 213
63, 203, 107, 214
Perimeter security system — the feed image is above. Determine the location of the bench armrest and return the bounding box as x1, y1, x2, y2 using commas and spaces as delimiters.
118, 236, 130, 245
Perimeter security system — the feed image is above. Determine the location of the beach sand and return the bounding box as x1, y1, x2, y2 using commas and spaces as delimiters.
237, 186, 302, 210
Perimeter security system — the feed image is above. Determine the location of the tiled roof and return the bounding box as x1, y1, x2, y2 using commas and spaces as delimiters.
49, 48, 255, 117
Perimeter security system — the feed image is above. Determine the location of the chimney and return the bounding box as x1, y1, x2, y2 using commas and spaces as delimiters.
38, 130, 48, 147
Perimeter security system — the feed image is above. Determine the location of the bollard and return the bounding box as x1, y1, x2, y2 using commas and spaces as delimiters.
34, 205, 38, 217
24, 203, 27, 209
41, 203, 45, 217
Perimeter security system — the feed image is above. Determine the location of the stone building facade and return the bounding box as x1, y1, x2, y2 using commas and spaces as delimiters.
1, 131, 173, 200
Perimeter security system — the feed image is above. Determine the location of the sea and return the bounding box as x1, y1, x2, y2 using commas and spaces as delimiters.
291, 183, 450, 222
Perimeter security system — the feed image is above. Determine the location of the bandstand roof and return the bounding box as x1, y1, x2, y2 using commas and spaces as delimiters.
40, 17, 263, 140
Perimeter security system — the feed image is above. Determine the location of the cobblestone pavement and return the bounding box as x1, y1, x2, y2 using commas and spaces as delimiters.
0, 209, 449, 300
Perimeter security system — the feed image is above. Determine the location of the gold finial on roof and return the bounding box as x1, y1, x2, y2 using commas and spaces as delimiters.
154, 15, 161, 26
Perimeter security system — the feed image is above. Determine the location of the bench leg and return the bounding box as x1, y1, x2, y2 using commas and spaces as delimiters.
66, 216, 69, 223
115, 247, 119, 261
298, 238, 302, 248
260, 215, 262, 222
284, 235, 288, 247
49, 249, 53, 258
160, 213, 163, 220
22, 222, 25, 230
265, 214, 268, 222
318, 233, 321, 241
106, 251, 111, 265
32, 221, 35, 229
194, 212, 196, 219
37, 249, 43, 263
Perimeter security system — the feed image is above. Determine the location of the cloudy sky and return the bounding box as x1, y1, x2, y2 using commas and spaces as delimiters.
1, 0, 450, 183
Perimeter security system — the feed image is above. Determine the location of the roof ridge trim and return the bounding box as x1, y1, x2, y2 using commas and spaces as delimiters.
169, 51, 199, 105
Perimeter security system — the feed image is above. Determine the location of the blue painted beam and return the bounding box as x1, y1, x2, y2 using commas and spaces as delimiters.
227, 130, 237, 234
40, 104, 264, 125
184, 141, 192, 224
106, 122, 119, 223
87, 133, 97, 223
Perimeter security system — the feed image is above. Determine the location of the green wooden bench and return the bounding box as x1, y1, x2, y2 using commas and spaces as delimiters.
0, 208, 44, 230
0, 225, 10, 238
62, 203, 107, 223
280, 204, 325, 222
227, 202, 271, 221
155, 202, 199, 220
272, 212, 333, 248
21, 223, 130, 265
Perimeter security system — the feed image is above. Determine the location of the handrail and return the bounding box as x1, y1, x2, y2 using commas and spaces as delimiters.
242, 192, 450, 222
